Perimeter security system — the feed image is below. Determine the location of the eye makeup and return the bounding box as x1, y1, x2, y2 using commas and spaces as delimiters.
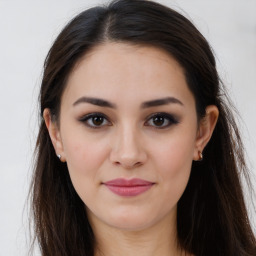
144, 112, 180, 129
78, 111, 180, 130
78, 112, 112, 129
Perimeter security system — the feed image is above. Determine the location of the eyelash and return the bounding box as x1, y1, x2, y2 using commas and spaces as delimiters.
79, 112, 111, 129
145, 112, 179, 129
79, 112, 179, 129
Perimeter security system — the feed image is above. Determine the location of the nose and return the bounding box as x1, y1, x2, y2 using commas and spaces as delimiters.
109, 125, 147, 169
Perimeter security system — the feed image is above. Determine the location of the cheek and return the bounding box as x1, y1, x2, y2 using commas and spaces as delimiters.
62, 133, 110, 198
151, 132, 195, 193
63, 127, 109, 170
65, 140, 100, 168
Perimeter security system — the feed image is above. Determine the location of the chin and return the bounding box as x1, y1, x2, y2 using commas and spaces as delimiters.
108, 218, 155, 231
102, 208, 169, 232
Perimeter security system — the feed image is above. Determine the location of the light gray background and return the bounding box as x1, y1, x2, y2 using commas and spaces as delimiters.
0, 0, 255, 255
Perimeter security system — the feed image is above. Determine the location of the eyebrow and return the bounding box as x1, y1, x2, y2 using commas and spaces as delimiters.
141, 97, 184, 108
73, 97, 117, 108
73, 96, 183, 108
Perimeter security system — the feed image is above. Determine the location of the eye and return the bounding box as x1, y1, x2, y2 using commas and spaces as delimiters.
145, 113, 179, 129
79, 113, 111, 128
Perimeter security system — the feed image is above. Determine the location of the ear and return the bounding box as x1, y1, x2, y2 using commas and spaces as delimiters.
43, 108, 66, 162
193, 105, 219, 161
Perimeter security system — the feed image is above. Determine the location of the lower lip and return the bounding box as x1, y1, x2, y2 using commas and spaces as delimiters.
104, 184, 153, 197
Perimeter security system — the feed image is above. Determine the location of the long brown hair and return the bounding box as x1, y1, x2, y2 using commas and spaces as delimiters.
30, 0, 256, 255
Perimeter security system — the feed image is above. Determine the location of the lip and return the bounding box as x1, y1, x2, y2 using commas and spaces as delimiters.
103, 178, 155, 197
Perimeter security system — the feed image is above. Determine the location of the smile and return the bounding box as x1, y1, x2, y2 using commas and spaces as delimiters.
103, 178, 155, 197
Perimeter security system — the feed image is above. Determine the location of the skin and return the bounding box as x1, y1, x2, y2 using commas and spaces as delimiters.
44, 42, 218, 256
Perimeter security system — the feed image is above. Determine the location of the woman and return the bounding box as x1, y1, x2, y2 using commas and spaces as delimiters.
30, 0, 256, 255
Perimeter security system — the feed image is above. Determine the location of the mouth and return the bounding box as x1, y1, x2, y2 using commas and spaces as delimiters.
103, 178, 155, 197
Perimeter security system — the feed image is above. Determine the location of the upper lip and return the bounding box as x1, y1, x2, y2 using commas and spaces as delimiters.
103, 178, 154, 187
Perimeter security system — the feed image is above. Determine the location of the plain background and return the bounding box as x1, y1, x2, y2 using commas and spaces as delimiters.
0, 0, 255, 255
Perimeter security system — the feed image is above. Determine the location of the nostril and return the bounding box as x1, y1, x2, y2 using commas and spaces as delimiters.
112, 159, 143, 169
134, 161, 143, 167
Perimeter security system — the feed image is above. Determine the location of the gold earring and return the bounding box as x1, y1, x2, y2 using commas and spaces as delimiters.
198, 151, 203, 161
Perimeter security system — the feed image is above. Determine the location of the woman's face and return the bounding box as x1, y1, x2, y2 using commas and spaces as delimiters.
50, 43, 205, 231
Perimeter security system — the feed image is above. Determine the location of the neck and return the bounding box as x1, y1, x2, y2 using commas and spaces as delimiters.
90, 211, 185, 256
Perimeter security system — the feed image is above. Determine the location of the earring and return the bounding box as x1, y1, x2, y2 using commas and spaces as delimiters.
198, 151, 203, 161
57, 154, 61, 160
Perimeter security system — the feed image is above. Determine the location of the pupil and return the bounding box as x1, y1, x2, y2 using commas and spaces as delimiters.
93, 116, 103, 125
153, 116, 164, 126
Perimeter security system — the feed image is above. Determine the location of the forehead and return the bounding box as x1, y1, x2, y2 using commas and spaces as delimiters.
62, 42, 194, 107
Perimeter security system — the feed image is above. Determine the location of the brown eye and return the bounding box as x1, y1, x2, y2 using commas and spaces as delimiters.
79, 113, 111, 128
152, 116, 165, 126
92, 116, 104, 126
145, 113, 179, 129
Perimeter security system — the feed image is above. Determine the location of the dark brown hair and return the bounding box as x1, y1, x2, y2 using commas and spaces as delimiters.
30, 0, 256, 255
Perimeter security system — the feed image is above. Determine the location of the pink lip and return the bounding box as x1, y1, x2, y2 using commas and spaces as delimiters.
103, 178, 154, 197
